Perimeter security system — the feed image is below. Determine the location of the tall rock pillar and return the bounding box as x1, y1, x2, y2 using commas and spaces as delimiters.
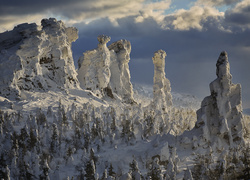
77, 35, 112, 97
196, 51, 244, 147
109, 39, 135, 104
152, 50, 172, 111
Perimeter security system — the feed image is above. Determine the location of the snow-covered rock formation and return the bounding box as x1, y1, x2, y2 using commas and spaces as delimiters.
77, 35, 112, 98
77, 36, 135, 103
195, 51, 244, 147
152, 50, 172, 110
0, 18, 79, 99
109, 39, 135, 104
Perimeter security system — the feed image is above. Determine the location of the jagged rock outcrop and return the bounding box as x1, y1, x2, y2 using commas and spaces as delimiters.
0, 18, 79, 99
78, 36, 135, 103
152, 50, 172, 110
77, 35, 112, 97
196, 51, 244, 147
109, 39, 135, 104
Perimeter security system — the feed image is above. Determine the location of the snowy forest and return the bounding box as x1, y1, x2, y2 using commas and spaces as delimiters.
0, 18, 249, 180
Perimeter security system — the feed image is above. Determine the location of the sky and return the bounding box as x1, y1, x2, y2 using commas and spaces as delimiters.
0, 0, 250, 109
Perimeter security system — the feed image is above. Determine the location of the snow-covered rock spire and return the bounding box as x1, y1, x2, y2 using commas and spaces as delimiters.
196, 51, 244, 147
109, 39, 135, 104
77, 35, 112, 97
0, 18, 80, 99
78, 36, 135, 103
152, 50, 172, 110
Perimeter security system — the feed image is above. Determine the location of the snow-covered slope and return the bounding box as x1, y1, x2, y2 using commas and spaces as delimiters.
133, 83, 200, 110
0, 19, 249, 180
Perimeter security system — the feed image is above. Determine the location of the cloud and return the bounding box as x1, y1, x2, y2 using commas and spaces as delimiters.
195, 0, 241, 7
163, 6, 223, 30
0, 0, 172, 32
225, 0, 250, 28
135, 0, 171, 23
0, 14, 46, 32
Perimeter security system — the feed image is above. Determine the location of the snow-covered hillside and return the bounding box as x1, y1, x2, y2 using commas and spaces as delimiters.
0, 18, 249, 180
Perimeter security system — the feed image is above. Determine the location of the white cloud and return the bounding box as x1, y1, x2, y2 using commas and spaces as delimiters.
169, 6, 223, 30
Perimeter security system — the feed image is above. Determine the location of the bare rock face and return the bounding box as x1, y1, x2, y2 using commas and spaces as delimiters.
196, 51, 244, 146
109, 39, 135, 104
77, 35, 111, 97
152, 50, 172, 110
0, 18, 79, 99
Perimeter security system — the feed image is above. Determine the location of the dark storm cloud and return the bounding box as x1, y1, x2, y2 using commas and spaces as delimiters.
225, 0, 250, 26
0, 0, 144, 19
0, 0, 147, 32
0, 0, 78, 15
196, 0, 241, 6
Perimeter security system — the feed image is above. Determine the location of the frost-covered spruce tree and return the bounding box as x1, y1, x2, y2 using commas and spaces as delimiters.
40, 159, 50, 180
121, 115, 135, 144
36, 108, 47, 128
152, 50, 172, 111
101, 169, 108, 180
108, 163, 116, 179
10, 150, 19, 179
148, 157, 163, 180
237, 144, 250, 179
50, 123, 59, 155
183, 168, 193, 180
129, 159, 142, 180
0, 165, 10, 180
85, 159, 96, 180
143, 110, 155, 138
73, 126, 82, 150
28, 128, 39, 151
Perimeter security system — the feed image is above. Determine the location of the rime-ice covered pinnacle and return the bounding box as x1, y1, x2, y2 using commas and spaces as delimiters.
196, 51, 244, 146
77, 35, 111, 97
109, 39, 135, 104
152, 50, 172, 110
78, 36, 135, 102
0, 18, 79, 99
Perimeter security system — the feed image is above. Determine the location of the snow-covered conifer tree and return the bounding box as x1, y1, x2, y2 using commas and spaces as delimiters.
129, 159, 142, 180
85, 159, 96, 180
